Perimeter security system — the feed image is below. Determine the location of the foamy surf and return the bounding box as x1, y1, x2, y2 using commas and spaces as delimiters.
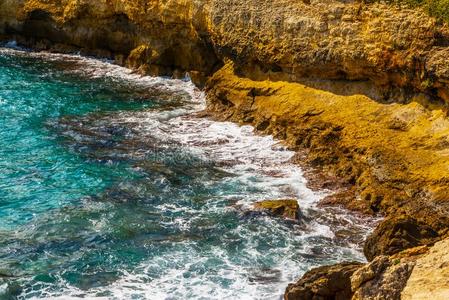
0, 46, 376, 300
56, 115, 371, 300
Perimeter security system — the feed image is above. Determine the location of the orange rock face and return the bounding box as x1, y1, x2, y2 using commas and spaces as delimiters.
1, 0, 449, 298
2, 0, 449, 102
254, 199, 300, 220
206, 62, 449, 260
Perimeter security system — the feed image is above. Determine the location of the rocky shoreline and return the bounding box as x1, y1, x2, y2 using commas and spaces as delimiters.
1, 0, 449, 298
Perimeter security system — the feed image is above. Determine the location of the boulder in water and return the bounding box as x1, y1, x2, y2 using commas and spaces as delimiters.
254, 199, 300, 220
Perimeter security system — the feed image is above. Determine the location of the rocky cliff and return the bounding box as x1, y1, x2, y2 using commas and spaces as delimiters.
3, 0, 449, 100
1, 0, 449, 298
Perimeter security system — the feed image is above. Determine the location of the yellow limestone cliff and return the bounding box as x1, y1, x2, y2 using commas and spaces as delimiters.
1, 0, 449, 299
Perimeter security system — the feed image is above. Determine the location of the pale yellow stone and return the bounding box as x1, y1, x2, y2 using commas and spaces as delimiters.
402, 238, 449, 300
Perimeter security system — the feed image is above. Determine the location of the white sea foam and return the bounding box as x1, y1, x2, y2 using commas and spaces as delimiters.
0, 47, 377, 300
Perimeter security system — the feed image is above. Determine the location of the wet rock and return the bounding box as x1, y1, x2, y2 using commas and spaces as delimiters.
248, 268, 282, 284
254, 199, 299, 220
2, 0, 449, 297
289, 244, 430, 300
284, 262, 363, 300
0, 271, 14, 278
2, 0, 449, 103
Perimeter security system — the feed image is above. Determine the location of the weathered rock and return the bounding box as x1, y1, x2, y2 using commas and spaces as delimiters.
349, 240, 447, 300
2, 0, 449, 297
1, 6, 449, 250
2, 0, 449, 103
401, 238, 449, 300
206, 62, 449, 254
363, 216, 439, 261
351, 256, 414, 300
1, 0, 222, 77
254, 199, 299, 220
285, 262, 363, 300
286, 241, 446, 300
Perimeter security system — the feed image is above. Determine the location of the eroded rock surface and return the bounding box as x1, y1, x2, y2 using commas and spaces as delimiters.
206, 62, 449, 259
401, 238, 449, 300
254, 199, 300, 220
288, 239, 449, 300
363, 216, 438, 261
352, 238, 449, 300
351, 254, 417, 300
285, 262, 363, 300
1, 0, 449, 102
1, 0, 449, 298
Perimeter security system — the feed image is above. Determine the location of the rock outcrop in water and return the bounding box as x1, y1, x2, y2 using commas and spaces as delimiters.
1, 0, 449, 298
254, 199, 300, 220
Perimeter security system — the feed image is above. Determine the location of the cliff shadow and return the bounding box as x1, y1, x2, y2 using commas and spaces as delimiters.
231, 60, 448, 111
22, 9, 69, 44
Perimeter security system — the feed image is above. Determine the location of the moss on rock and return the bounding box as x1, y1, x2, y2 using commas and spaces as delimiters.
254, 199, 300, 220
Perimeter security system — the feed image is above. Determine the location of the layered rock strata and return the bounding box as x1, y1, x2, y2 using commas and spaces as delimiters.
1, 0, 449, 298
1, 0, 449, 102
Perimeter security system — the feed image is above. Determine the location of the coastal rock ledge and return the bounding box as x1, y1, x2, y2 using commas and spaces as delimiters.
1, 0, 449, 299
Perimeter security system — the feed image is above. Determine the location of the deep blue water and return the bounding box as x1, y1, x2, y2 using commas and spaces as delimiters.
0, 48, 372, 299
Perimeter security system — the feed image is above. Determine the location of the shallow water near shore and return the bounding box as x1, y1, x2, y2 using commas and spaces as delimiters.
0, 47, 374, 299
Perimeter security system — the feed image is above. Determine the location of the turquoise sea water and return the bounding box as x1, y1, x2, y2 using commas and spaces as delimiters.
0, 47, 373, 299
